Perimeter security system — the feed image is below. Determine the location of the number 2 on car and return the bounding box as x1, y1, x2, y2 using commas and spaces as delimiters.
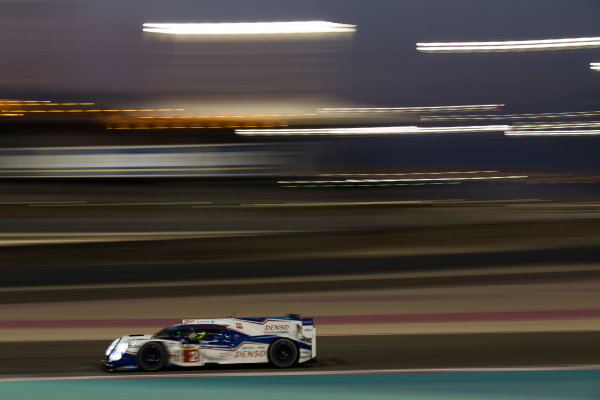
183, 347, 200, 363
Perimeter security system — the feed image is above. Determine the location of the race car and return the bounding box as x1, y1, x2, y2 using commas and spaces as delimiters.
103, 316, 316, 371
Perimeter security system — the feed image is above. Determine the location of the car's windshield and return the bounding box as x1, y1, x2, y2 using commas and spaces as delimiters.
153, 325, 225, 341
153, 325, 193, 340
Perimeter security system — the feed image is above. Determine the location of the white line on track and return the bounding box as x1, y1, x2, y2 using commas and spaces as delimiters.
2, 365, 600, 382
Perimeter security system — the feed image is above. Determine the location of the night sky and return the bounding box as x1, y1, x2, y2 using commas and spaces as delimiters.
1, 0, 599, 112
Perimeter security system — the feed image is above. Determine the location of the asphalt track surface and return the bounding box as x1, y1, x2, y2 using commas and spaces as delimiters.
0, 332, 599, 378
1, 248, 600, 305
1, 179, 599, 380
2, 180, 600, 205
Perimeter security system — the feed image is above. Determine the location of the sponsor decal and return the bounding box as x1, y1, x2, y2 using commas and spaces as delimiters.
235, 323, 243, 329
234, 350, 267, 358
265, 324, 289, 331
182, 319, 214, 325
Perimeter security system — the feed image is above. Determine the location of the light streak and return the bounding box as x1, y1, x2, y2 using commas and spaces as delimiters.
278, 175, 527, 184
0, 100, 51, 103
281, 182, 463, 188
142, 21, 357, 35
137, 113, 315, 119
235, 125, 509, 136
0, 113, 23, 117
592, 62, 600, 71
511, 121, 600, 130
318, 171, 498, 177
318, 104, 503, 113
506, 121, 600, 135
0, 167, 273, 174
417, 36, 600, 53
107, 124, 287, 130
422, 111, 600, 121
507, 131, 600, 136
0, 102, 94, 106
2, 109, 184, 113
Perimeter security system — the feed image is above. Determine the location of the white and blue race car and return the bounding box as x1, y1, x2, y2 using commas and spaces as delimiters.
103, 316, 317, 371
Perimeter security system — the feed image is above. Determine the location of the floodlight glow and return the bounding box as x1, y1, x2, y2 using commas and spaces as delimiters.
142, 21, 357, 35
591, 63, 600, 71
417, 37, 600, 53
235, 125, 509, 136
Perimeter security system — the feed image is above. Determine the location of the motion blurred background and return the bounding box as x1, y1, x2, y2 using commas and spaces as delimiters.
1, 1, 600, 398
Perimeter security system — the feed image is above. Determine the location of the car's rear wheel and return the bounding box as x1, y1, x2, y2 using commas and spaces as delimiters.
268, 338, 298, 368
137, 342, 167, 372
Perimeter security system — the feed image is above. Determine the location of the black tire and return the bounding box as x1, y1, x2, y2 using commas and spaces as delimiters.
137, 342, 167, 372
268, 338, 298, 368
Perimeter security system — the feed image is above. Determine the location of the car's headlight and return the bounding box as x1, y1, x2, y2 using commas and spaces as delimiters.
105, 338, 120, 356
108, 341, 129, 361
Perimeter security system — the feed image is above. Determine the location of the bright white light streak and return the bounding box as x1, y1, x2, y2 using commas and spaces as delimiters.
278, 175, 527, 184
417, 37, 600, 52
412, 125, 508, 133
237, 126, 415, 136
422, 111, 600, 121
235, 125, 509, 136
142, 21, 356, 35
592, 63, 600, 71
318, 104, 504, 113
512, 121, 600, 130
318, 170, 498, 177
506, 130, 600, 136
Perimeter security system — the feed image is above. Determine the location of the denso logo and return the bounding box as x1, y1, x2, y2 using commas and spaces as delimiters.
234, 350, 267, 358
235, 323, 243, 329
265, 324, 289, 331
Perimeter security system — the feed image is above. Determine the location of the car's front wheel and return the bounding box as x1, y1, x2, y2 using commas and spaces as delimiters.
268, 338, 298, 368
137, 342, 167, 372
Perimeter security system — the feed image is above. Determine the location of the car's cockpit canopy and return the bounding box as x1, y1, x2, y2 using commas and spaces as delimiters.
153, 324, 225, 342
